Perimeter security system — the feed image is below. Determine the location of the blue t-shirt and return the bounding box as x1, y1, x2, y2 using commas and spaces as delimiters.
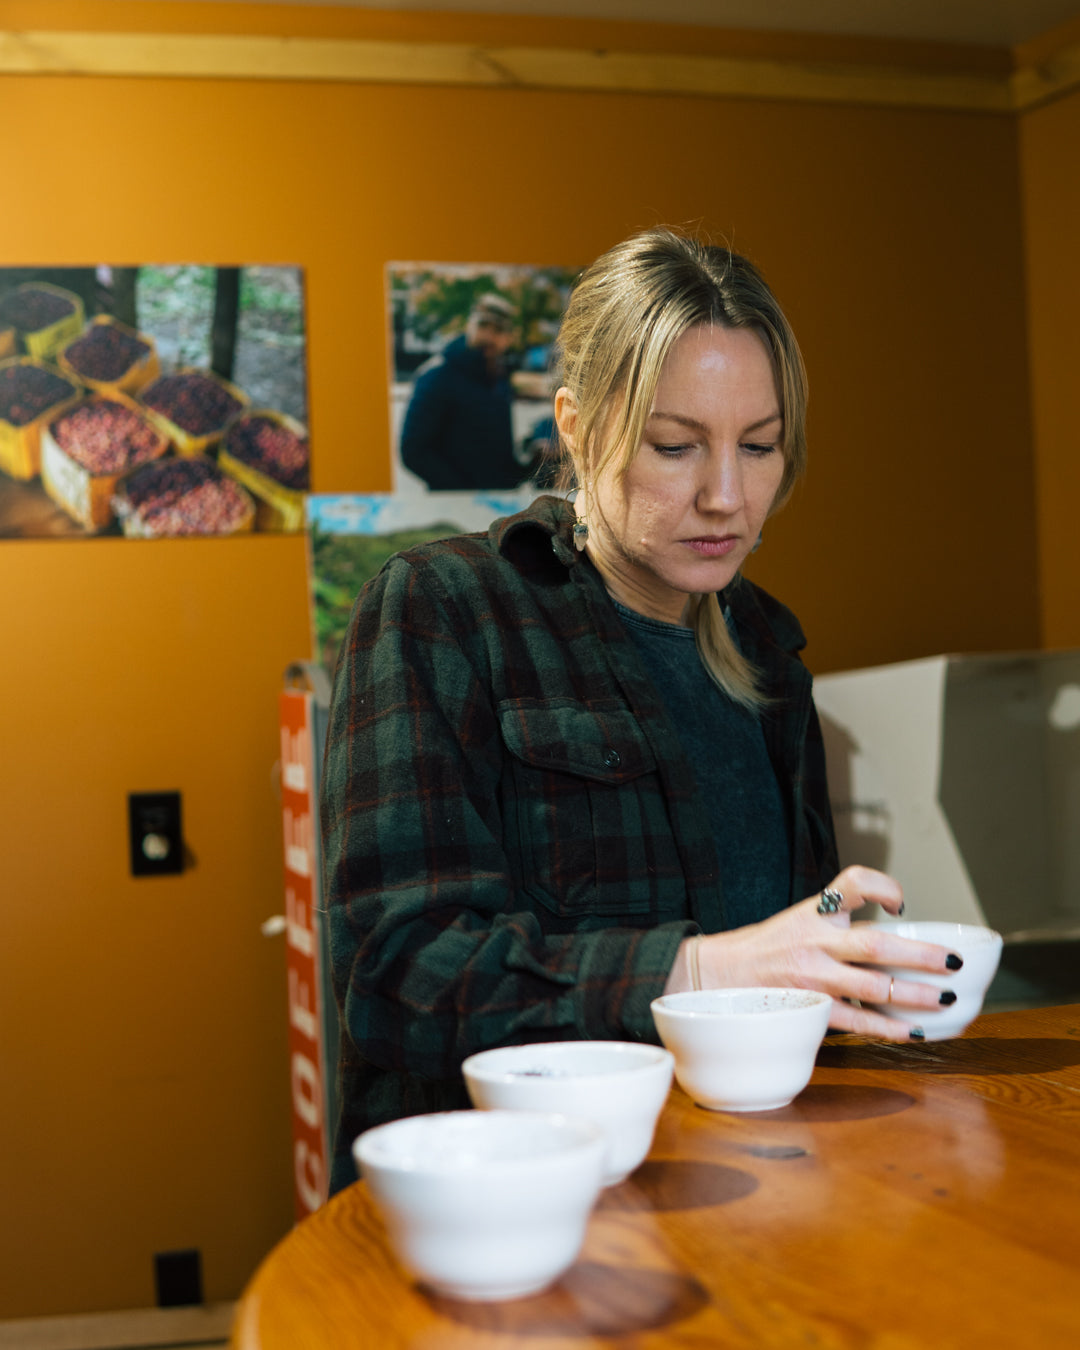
614, 600, 791, 929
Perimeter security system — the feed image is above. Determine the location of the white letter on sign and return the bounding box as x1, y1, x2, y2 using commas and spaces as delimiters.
294, 1140, 325, 1213
288, 968, 319, 1042
285, 886, 314, 957
291, 1051, 321, 1130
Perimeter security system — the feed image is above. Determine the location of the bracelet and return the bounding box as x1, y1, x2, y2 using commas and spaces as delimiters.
689, 933, 704, 992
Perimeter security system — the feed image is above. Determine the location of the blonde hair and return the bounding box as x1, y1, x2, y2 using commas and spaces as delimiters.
554, 227, 808, 711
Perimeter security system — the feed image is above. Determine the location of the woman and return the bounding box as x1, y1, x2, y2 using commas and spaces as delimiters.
321, 228, 961, 1194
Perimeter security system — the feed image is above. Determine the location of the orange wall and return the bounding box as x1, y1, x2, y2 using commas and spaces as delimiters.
1019, 87, 1080, 649
0, 3, 1039, 1318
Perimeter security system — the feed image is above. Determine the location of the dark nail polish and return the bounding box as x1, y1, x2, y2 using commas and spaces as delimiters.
910, 1027, 926, 1041
898, 902, 906, 916
945, 954, 963, 971
939, 991, 957, 1006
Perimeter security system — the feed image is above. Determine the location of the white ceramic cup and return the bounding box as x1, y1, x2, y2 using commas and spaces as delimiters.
353, 1109, 606, 1302
864, 920, 1003, 1040
650, 988, 832, 1112
462, 1040, 674, 1186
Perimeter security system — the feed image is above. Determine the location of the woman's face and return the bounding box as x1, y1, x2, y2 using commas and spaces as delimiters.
578, 323, 786, 625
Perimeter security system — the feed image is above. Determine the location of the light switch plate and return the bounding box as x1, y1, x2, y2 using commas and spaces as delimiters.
128, 791, 183, 877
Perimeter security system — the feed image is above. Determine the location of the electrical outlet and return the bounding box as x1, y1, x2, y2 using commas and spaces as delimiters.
154, 1248, 203, 1307
128, 791, 184, 877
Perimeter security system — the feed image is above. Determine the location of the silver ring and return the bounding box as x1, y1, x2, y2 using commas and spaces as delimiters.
817, 887, 844, 916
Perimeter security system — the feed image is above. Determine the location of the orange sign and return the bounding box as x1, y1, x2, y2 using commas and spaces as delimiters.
279, 690, 330, 1219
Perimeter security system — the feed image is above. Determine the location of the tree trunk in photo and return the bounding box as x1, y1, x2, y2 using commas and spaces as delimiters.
110, 267, 139, 329
211, 267, 241, 381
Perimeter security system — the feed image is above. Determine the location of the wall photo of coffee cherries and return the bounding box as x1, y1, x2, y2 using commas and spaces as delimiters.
0, 265, 309, 539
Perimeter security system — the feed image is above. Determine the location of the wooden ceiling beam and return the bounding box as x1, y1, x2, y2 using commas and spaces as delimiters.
0, 28, 1076, 113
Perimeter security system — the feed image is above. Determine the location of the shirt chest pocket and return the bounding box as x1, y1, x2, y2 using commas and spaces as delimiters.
497, 699, 681, 922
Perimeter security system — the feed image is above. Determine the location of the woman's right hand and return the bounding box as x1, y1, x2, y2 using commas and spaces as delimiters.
667, 866, 963, 1042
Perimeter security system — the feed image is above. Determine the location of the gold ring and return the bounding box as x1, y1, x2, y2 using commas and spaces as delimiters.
887, 977, 895, 1004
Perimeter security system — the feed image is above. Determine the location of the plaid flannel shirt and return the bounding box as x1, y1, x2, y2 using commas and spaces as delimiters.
321, 494, 837, 1191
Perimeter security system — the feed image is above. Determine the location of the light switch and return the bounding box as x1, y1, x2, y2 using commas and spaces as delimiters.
128, 791, 184, 877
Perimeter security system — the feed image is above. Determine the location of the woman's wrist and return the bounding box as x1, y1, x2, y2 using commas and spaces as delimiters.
685, 925, 759, 994
663, 933, 704, 996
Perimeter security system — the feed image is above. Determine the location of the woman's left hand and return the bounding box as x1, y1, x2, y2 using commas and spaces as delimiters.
688, 865, 962, 1041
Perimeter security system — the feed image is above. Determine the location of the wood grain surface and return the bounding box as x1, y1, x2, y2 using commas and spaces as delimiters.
232, 1004, 1080, 1350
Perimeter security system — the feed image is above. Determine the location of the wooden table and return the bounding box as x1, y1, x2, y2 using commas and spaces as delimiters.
232, 1005, 1080, 1349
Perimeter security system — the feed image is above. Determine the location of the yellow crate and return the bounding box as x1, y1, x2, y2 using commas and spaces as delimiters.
0, 282, 85, 361
0, 357, 82, 480
138, 367, 250, 457
57, 315, 161, 397
113, 454, 256, 538
0, 328, 14, 360
218, 409, 308, 533
40, 391, 169, 532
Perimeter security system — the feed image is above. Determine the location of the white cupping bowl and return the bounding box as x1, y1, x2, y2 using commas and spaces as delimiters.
353, 1110, 606, 1301
462, 1040, 674, 1185
650, 988, 832, 1112
864, 921, 1003, 1040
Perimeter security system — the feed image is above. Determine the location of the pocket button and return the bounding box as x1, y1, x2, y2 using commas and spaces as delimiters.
603, 748, 621, 770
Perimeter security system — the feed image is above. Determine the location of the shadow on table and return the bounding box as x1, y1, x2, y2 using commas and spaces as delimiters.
598, 1158, 758, 1212
816, 1037, 1080, 1075
733, 1083, 917, 1122
428, 1261, 709, 1338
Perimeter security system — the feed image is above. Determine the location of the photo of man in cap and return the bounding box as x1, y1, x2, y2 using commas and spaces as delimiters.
399, 292, 530, 491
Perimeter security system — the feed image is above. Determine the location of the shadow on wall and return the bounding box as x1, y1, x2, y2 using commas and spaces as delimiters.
817, 711, 892, 877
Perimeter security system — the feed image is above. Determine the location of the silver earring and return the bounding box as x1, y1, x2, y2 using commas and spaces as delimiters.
573, 519, 589, 551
